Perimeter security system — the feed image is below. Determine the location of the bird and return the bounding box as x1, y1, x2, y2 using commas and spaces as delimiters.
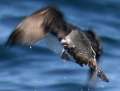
6, 6, 109, 83
60, 27, 109, 82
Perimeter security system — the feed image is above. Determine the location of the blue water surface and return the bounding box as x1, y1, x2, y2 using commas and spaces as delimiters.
0, 0, 120, 91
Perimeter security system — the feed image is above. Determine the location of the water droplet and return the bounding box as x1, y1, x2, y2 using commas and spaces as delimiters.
30, 46, 32, 49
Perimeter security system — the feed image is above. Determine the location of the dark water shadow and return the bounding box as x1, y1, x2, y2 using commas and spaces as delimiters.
45, 82, 96, 91
0, 44, 55, 70
43, 68, 86, 76
0, 44, 54, 58
101, 36, 120, 46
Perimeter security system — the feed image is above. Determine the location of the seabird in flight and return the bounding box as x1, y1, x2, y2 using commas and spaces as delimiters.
6, 6, 109, 83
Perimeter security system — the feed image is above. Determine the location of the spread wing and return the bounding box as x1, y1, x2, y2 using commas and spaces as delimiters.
5, 6, 72, 61
6, 6, 66, 47
6, 15, 47, 46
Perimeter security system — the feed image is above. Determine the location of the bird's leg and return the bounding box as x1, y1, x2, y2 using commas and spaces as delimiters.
88, 57, 100, 86
88, 58, 109, 83
87, 58, 98, 86
61, 48, 71, 62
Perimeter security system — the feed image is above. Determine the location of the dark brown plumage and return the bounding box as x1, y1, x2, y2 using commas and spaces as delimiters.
6, 6, 69, 46
6, 6, 109, 83
61, 28, 109, 82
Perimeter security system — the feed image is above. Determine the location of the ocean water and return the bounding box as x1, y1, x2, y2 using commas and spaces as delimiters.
0, 0, 120, 91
